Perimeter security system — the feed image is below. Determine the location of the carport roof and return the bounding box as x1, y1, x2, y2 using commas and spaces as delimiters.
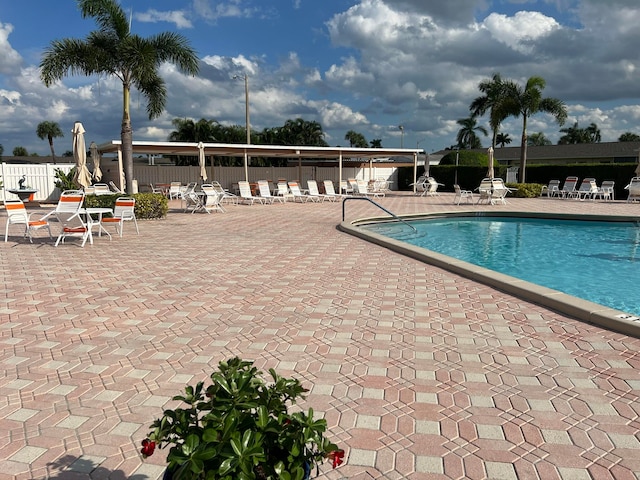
96, 140, 422, 159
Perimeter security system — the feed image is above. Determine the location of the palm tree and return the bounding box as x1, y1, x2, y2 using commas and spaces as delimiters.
469, 73, 508, 148
344, 130, 368, 147
558, 122, 584, 144
456, 116, 488, 149
527, 132, 552, 146
619, 132, 640, 142
585, 123, 601, 143
500, 76, 567, 182
40, 0, 199, 193
496, 132, 511, 147
281, 118, 327, 146
36, 121, 64, 164
370, 138, 382, 148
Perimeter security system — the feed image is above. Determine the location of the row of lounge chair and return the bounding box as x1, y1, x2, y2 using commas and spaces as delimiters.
541, 177, 615, 201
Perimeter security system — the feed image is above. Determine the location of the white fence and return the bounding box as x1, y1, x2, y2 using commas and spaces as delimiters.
1, 163, 75, 202
1, 162, 401, 202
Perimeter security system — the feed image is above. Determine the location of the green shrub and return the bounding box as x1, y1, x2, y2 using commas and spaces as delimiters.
506, 183, 542, 197
84, 192, 168, 219
54, 167, 79, 190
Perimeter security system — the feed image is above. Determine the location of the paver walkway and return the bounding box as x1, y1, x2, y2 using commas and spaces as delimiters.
1, 193, 639, 480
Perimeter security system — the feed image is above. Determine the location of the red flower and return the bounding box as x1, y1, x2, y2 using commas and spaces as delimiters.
141, 439, 156, 457
328, 449, 344, 468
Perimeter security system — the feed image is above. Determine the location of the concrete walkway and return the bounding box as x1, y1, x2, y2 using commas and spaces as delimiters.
1, 193, 639, 480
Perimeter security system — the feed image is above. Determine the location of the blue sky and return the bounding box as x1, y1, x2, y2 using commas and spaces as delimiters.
0, 0, 639, 156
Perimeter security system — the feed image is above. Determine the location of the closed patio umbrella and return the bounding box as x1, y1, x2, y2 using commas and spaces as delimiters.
90, 141, 102, 182
72, 121, 92, 189
198, 142, 207, 182
487, 146, 495, 179
636, 148, 640, 176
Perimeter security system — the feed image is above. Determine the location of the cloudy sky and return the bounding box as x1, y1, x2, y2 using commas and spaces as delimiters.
0, 0, 639, 156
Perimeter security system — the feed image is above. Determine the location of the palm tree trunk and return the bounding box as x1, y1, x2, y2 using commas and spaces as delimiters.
48, 138, 57, 165
121, 84, 134, 193
519, 115, 528, 183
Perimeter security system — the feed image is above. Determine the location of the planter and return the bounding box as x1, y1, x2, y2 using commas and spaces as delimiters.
162, 462, 311, 480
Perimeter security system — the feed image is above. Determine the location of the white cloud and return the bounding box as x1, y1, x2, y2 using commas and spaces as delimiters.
193, 0, 258, 22
311, 101, 369, 129
0, 22, 22, 75
483, 11, 560, 53
135, 9, 193, 29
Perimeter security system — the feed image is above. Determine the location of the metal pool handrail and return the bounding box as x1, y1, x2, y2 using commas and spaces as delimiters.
342, 197, 417, 233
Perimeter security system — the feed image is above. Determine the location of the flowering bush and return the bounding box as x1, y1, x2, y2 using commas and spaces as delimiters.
142, 357, 344, 480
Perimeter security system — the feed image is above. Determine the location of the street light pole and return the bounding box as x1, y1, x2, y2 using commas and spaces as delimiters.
454, 147, 460, 185
234, 74, 251, 181
399, 125, 404, 149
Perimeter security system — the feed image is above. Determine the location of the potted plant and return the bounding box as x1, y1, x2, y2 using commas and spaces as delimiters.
141, 357, 344, 480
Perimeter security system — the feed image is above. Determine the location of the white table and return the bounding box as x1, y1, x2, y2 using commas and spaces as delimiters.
80, 207, 113, 239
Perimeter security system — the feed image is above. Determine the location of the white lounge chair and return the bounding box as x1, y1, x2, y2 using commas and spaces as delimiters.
425, 177, 444, 196
576, 178, 598, 200
490, 178, 511, 205
540, 180, 561, 198
168, 182, 182, 200
257, 180, 284, 204
307, 180, 335, 202
625, 177, 640, 202
93, 183, 112, 195
594, 180, 615, 201
238, 181, 267, 205
560, 176, 579, 199
3, 198, 52, 243
276, 182, 294, 202
410, 176, 429, 196
453, 185, 474, 205
476, 178, 493, 204
288, 181, 316, 202
323, 180, 346, 200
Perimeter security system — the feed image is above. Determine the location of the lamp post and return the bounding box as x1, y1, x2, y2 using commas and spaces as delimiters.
454, 147, 460, 186
233, 74, 251, 145
399, 125, 404, 149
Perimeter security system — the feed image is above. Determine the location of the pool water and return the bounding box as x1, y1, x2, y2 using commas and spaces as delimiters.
364, 217, 640, 316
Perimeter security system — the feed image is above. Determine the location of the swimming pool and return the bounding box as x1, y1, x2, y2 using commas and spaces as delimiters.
362, 215, 640, 316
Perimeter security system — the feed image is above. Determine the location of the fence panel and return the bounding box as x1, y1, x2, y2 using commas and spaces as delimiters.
1, 163, 75, 202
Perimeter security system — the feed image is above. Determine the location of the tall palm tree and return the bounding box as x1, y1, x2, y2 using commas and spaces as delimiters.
40, 0, 199, 193
469, 73, 508, 148
281, 118, 327, 146
456, 116, 488, 149
500, 76, 567, 182
36, 121, 64, 164
495, 132, 511, 148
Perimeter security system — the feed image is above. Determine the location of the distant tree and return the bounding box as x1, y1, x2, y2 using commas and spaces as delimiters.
40, 0, 199, 193
168, 118, 220, 166
36, 120, 64, 164
619, 132, 640, 142
499, 76, 567, 182
470, 73, 508, 148
456, 116, 488, 149
528, 132, 552, 146
280, 118, 327, 146
0, 143, 3, 158
496, 132, 512, 147
62, 150, 73, 157
344, 130, 368, 148
13, 146, 28, 156
439, 150, 490, 166
370, 138, 382, 148
558, 122, 601, 144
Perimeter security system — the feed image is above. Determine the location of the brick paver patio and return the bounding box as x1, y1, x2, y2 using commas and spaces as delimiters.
1, 192, 639, 480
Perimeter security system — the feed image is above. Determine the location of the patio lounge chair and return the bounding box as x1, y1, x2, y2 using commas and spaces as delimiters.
340, 180, 354, 195
323, 180, 347, 200
307, 180, 337, 202
560, 176, 579, 199
93, 183, 111, 195
45, 190, 90, 247
4, 198, 52, 243
108, 181, 124, 194
576, 178, 598, 200
453, 184, 474, 205
490, 178, 511, 205
257, 180, 284, 204
476, 178, 493, 204
355, 179, 384, 198
540, 180, 561, 198
211, 181, 238, 205
410, 175, 429, 196
276, 182, 294, 202
238, 181, 267, 205
594, 180, 615, 201
101, 197, 140, 234
625, 177, 640, 202
288, 181, 316, 202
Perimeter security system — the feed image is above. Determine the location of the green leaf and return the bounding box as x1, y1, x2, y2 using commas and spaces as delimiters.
182, 434, 200, 455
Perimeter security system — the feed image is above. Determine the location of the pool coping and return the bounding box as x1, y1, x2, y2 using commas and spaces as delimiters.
338, 210, 640, 339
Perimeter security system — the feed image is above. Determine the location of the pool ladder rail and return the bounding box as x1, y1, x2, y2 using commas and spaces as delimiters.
341, 196, 417, 233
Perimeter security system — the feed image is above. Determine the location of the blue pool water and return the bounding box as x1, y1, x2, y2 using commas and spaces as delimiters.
363, 216, 640, 316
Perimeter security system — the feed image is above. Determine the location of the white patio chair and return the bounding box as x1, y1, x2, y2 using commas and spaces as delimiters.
559, 176, 579, 199
306, 180, 331, 202
540, 180, 561, 198
102, 197, 139, 235
238, 181, 267, 205
576, 178, 598, 200
288, 182, 314, 202
323, 180, 346, 200
594, 180, 615, 201
4, 198, 52, 243
453, 185, 474, 205
257, 180, 284, 204
276, 182, 294, 202
475, 178, 493, 204
625, 177, 640, 202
